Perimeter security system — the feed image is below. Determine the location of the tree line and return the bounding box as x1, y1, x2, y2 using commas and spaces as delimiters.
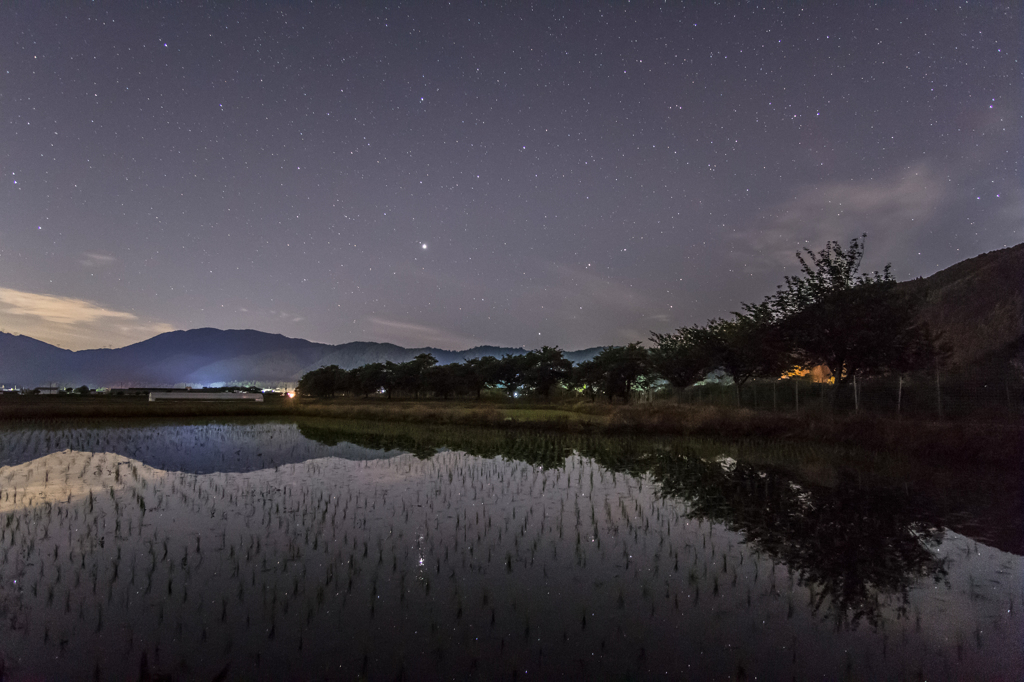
298, 236, 943, 403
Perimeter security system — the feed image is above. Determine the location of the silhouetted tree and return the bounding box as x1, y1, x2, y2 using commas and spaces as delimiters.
495, 353, 534, 397
394, 353, 438, 398
569, 358, 604, 402
766, 235, 939, 383
381, 361, 401, 399
649, 327, 714, 392
692, 305, 792, 403
590, 343, 650, 402
523, 346, 572, 397
461, 356, 502, 399
424, 363, 459, 399
349, 362, 387, 397
297, 365, 342, 398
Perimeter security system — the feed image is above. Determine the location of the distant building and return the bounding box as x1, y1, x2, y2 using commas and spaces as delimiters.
148, 391, 263, 402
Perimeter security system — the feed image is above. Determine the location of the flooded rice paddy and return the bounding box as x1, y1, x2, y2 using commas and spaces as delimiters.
0, 419, 1020, 680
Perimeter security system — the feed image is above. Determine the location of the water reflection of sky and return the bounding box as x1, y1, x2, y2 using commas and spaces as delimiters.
0, 425, 1019, 680
0, 420, 401, 472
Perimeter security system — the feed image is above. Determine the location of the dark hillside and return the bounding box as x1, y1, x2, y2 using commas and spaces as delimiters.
66, 329, 337, 387
311, 342, 439, 370
0, 332, 73, 386
899, 243, 1023, 366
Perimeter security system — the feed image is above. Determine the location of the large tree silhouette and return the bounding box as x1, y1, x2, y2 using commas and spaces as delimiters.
765, 235, 939, 383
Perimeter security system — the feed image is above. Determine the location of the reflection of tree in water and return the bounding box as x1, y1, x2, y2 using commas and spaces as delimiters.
297, 422, 440, 457
296, 421, 577, 463
295, 421, 948, 626
640, 451, 948, 627
534, 436, 949, 627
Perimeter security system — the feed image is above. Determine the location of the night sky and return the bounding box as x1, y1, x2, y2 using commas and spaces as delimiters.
1, 2, 1019, 352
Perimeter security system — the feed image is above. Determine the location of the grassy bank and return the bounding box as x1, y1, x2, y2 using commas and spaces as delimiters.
1, 393, 1020, 462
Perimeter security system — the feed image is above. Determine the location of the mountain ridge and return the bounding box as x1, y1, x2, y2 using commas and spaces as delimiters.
3, 243, 1020, 388
0, 327, 603, 388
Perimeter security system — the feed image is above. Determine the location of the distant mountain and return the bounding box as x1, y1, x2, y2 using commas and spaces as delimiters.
5, 245, 1017, 388
899, 242, 1023, 367
0, 333, 74, 387
0, 327, 603, 388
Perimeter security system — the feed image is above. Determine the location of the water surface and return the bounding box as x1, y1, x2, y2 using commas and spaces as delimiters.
0, 419, 1019, 680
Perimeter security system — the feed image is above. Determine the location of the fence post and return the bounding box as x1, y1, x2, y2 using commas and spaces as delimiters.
897, 375, 903, 417
853, 375, 859, 412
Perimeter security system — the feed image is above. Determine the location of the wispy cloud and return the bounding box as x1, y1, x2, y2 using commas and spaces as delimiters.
366, 317, 481, 350
543, 263, 648, 312
744, 162, 942, 268
509, 264, 667, 345
79, 253, 115, 268
267, 309, 304, 323
0, 288, 136, 325
0, 287, 173, 350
